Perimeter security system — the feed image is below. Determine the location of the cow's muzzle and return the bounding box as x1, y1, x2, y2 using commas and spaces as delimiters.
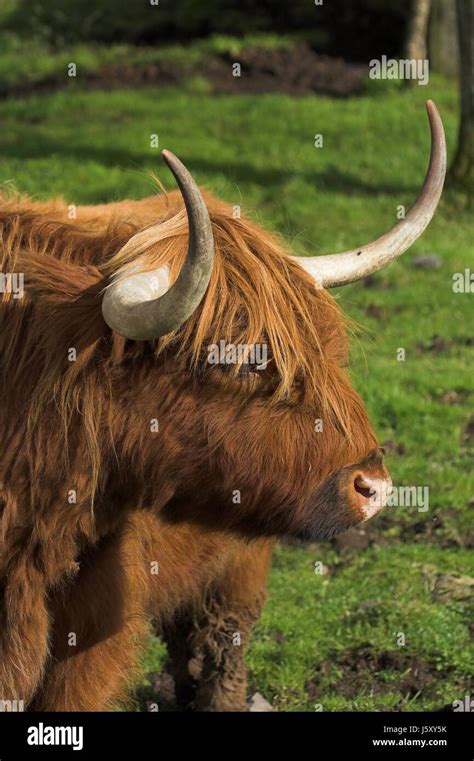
347, 447, 392, 522
293, 447, 392, 543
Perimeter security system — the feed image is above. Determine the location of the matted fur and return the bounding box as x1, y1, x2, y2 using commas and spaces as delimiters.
0, 189, 362, 503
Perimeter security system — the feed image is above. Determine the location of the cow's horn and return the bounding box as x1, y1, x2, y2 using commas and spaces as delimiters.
102, 150, 214, 340
294, 101, 446, 288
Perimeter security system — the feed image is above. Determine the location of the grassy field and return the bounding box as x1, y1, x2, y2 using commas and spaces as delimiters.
0, 61, 472, 711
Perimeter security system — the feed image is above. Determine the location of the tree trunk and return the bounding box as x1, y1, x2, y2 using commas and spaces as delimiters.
406, 0, 433, 60
429, 0, 460, 78
449, 0, 474, 192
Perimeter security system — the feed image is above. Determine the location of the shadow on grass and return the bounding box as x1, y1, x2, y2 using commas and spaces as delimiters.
134, 678, 183, 713
0, 134, 417, 198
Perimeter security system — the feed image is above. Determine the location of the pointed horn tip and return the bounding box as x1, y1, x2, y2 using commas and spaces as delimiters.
424, 100, 446, 164
161, 149, 194, 189
425, 100, 444, 131
161, 148, 174, 166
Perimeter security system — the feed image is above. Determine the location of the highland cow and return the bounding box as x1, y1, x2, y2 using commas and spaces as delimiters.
0, 102, 445, 711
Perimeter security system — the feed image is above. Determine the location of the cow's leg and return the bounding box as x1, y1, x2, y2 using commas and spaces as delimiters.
31, 524, 152, 711
31, 512, 233, 711
161, 610, 204, 707
162, 540, 273, 712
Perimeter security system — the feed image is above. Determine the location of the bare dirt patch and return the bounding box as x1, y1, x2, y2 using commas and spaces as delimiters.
204, 45, 368, 97
2, 44, 368, 100
432, 389, 472, 405
305, 644, 466, 709
416, 334, 474, 355
461, 415, 474, 446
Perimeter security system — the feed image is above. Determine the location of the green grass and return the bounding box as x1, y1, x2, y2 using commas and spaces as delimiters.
0, 61, 472, 711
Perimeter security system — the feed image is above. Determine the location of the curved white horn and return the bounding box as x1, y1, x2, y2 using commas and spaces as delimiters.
294, 100, 446, 288
102, 150, 214, 340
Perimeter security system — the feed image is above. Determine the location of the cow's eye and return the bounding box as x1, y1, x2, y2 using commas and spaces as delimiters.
236, 350, 273, 377
217, 360, 268, 380
237, 362, 264, 378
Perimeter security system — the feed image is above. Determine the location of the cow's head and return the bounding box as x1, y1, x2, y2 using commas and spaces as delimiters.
83, 103, 447, 542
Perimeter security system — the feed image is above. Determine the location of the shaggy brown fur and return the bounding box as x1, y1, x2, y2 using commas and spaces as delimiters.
31, 513, 272, 711
0, 185, 380, 710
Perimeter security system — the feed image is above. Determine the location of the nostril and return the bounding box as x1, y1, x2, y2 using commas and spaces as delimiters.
354, 475, 375, 500
350, 468, 392, 523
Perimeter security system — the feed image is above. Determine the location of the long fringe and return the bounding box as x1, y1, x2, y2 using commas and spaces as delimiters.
0, 189, 357, 500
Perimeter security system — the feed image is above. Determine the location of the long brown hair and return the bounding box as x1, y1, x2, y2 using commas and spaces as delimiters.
0, 189, 361, 500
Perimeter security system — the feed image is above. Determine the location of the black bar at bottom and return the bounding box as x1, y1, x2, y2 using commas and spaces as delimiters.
0, 711, 472, 758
